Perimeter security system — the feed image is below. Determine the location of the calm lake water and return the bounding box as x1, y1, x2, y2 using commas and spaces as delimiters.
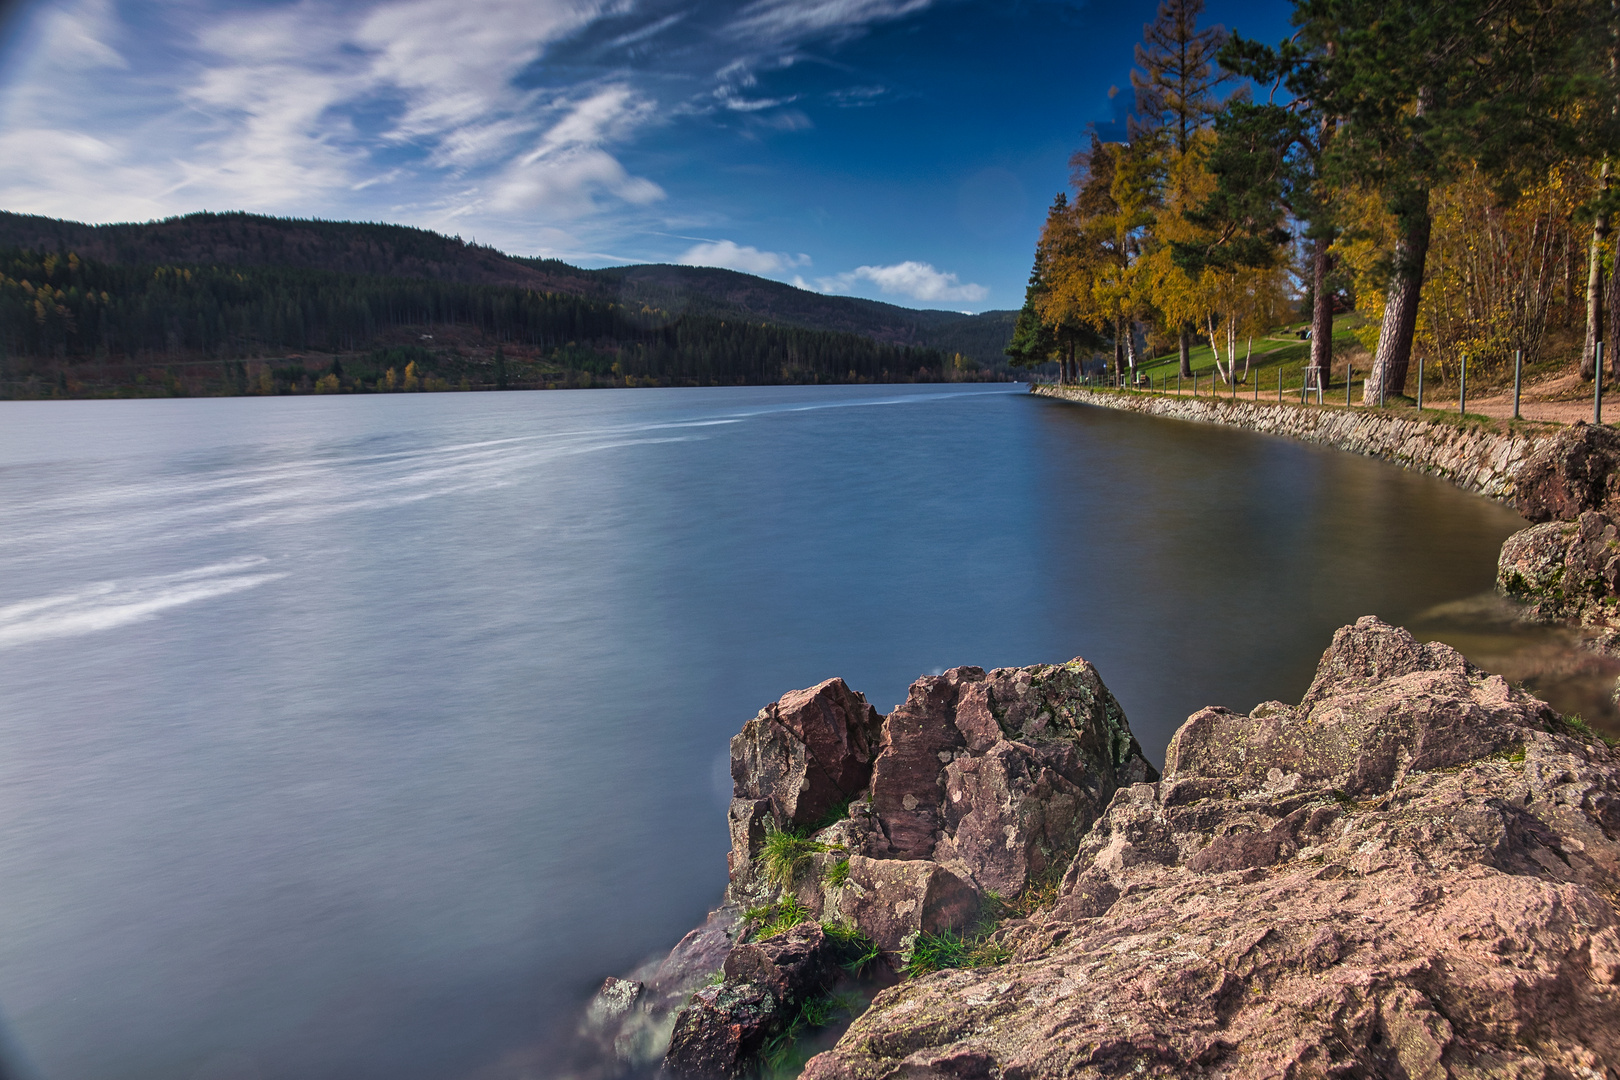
0, 384, 1564, 1080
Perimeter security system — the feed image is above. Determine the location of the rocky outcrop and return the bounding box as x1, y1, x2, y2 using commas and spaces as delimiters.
731, 678, 885, 833
1030, 384, 1552, 501
1513, 422, 1620, 522
644, 659, 1159, 1078
1499, 510, 1620, 626
804, 618, 1620, 1080
727, 661, 1157, 916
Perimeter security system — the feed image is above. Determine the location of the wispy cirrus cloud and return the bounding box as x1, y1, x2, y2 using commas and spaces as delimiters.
0, 0, 990, 305
802, 261, 988, 303
678, 239, 810, 275
724, 0, 937, 49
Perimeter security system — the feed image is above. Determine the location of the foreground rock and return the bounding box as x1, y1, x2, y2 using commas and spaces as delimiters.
805, 618, 1620, 1080
578, 659, 1153, 1079
1513, 421, 1620, 523
727, 661, 1157, 945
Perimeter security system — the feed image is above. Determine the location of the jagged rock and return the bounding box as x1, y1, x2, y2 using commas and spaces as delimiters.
820, 856, 981, 953
731, 678, 884, 833
1513, 421, 1620, 523
663, 981, 781, 1080
1500, 509, 1620, 626
585, 977, 642, 1027
803, 618, 1620, 1080
665, 923, 837, 1079
867, 661, 1156, 895
727, 661, 1155, 917
722, 921, 836, 1003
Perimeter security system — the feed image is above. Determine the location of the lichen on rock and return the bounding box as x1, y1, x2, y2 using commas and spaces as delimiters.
802, 618, 1620, 1080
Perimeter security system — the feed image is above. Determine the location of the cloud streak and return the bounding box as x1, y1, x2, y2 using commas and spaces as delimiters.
805, 261, 988, 303
678, 239, 810, 275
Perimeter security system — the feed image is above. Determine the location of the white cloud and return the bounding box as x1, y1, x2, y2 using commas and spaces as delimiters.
30, 0, 127, 70
0, 0, 660, 227
726, 0, 938, 48
812, 261, 988, 303
678, 240, 810, 275
489, 84, 664, 215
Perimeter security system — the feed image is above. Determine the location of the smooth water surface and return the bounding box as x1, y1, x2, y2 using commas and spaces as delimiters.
0, 385, 1538, 1079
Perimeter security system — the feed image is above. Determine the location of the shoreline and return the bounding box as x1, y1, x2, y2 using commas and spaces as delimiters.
1029, 382, 1558, 503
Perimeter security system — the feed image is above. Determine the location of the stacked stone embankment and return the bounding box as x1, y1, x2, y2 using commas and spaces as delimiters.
1031, 384, 1550, 502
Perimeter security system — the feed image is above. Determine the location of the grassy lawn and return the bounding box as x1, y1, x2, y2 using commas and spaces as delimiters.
1123, 313, 1368, 393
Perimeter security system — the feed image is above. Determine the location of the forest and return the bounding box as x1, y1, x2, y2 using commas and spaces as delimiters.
0, 245, 992, 397
1008, 0, 1620, 404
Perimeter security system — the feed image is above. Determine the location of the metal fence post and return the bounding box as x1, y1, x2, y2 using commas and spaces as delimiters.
1277, 367, 1282, 402
1417, 358, 1424, 411
1347, 365, 1353, 407
1597, 341, 1606, 425
1513, 350, 1522, 420
1460, 354, 1467, 416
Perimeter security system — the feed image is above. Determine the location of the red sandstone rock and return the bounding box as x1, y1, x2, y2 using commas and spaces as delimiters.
1500, 509, 1620, 626
1513, 421, 1620, 523
804, 618, 1620, 1080
732, 678, 884, 832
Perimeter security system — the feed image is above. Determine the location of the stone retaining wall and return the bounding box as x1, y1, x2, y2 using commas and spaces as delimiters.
1031, 383, 1554, 503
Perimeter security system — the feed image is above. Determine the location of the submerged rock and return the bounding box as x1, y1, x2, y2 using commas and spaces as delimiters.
804, 618, 1620, 1080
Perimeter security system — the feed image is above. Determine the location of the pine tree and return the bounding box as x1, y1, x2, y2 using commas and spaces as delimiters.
1131, 0, 1235, 375
1297, 0, 1602, 400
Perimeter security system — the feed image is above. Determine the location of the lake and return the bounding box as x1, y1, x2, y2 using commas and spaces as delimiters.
0, 383, 1564, 1079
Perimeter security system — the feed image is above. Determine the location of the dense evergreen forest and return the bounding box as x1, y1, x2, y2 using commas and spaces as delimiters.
0, 240, 1008, 398
0, 210, 1017, 398
1009, 0, 1620, 403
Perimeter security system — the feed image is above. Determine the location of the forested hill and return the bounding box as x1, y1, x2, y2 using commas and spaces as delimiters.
0, 211, 1014, 363
0, 212, 1018, 398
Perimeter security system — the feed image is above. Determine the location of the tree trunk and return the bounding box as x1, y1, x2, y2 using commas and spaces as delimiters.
1364, 188, 1432, 403
1125, 321, 1138, 380
1115, 319, 1126, 380
1583, 162, 1612, 381
1309, 236, 1335, 389
1207, 313, 1225, 381
1179, 324, 1193, 377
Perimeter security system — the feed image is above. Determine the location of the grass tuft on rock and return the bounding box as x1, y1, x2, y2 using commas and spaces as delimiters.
1554, 713, 1618, 747
821, 919, 881, 974
757, 822, 838, 888
743, 896, 811, 940
902, 927, 1011, 977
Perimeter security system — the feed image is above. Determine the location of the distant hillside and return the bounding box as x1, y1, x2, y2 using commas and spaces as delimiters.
0, 211, 1015, 365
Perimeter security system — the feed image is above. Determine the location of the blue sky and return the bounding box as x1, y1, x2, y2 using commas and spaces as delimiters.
0, 0, 1293, 311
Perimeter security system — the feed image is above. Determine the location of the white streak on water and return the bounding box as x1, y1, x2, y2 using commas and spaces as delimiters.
0, 558, 287, 649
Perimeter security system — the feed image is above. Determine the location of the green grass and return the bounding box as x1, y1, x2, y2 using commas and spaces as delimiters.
808, 797, 853, 833
743, 896, 812, 940
759, 992, 865, 1079
757, 822, 840, 889
902, 928, 1011, 977
823, 857, 850, 887
1554, 713, 1618, 747
821, 919, 881, 974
